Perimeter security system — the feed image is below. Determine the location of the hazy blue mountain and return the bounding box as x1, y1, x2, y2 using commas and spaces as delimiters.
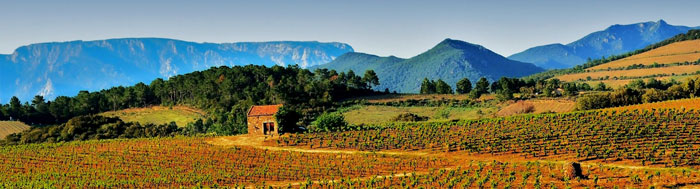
312, 52, 405, 75
318, 39, 544, 93
0, 38, 353, 102
509, 20, 700, 69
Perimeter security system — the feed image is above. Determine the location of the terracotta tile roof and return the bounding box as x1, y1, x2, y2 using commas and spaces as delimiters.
247, 104, 283, 116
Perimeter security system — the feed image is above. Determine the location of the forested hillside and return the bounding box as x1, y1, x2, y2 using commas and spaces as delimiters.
0, 38, 353, 103
509, 20, 699, 69
319, 39, 544, 93
526, 29, 700, 81
0, 65, 378, 138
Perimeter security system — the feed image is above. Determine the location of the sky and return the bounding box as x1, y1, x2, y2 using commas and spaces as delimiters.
1, 0, 700, 58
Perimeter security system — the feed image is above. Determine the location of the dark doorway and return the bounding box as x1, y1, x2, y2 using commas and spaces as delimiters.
263, 122, 275, 135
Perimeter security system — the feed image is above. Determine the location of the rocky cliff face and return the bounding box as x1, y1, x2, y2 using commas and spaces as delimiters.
0, 38, 353, 102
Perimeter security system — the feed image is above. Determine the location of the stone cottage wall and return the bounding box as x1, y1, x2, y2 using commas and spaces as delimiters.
247, 115, 277, 135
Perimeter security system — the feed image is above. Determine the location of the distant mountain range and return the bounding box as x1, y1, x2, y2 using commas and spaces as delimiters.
0, 38, 353, 102
509, 20, 700, 69
315, 39, 544, 93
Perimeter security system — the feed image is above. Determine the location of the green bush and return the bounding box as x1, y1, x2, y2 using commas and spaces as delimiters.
434, 108, 451, 119
310, 112, 348, 132
275, 106, 301, 133
392, 113, 428, 122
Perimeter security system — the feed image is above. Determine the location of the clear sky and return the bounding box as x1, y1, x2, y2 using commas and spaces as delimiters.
1, 0, 699, 58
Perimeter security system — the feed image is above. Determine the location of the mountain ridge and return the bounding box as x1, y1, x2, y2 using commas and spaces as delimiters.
0, 38, 353, 102
317, 38, 544, 93
509, 20, 700, 69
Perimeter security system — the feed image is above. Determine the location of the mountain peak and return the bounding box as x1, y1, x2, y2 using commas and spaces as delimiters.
437, 38, 459, 45
510, 20, 697, 69
657, 19, 668, 25
435, 38, 483, 51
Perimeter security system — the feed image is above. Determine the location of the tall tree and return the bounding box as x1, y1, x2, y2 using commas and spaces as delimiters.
362, 70, 380, 89
456, 78, 472, 94
420, 78, 436, 94
9, 96, 22, 120
435, 79, 453, 94
470, 77, 490, 99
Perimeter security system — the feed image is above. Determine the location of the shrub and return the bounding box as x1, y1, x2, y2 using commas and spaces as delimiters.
4, 115, 181, 145
392, 113, 428, 122
310, 112, 348, 132
434, 108, 451, 119
497, 101, 535, 116
275, 106, 301, 133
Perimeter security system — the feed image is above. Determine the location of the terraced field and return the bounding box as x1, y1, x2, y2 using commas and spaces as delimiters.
588, 40, 700, 70
554, 39, 700, 87
0, 121, 30, 139
557, 64, 700, 82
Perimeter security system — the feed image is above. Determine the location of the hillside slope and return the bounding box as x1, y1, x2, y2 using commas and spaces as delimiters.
0, 121, 30, 139
0, 38, 353, 102
99, 106, 205, 127
319, 39, 544, 93
509, 20, 699, 69
555, 39, 700, 87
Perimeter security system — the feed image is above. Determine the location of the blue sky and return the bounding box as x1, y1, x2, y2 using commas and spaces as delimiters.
1, 0, 699, 58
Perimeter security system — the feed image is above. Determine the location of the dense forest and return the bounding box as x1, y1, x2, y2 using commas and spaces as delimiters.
0, 65, 380, 138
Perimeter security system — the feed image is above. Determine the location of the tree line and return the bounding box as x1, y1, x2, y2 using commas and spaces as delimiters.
0, 65, 381, 136
419, 77, 599, 100
577, 77, 700, 110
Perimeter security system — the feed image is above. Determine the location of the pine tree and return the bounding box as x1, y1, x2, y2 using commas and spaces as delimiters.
435, 79, 453, 94
456, 78, 472, 94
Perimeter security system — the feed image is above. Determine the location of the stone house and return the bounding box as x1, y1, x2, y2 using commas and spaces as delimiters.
246, 104, 283, 135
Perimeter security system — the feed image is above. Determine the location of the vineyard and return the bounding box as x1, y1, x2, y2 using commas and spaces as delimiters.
604, 98, 700, 111
0, 137, 449, 188
303, 160, 700, 188
276, 108, 700, 167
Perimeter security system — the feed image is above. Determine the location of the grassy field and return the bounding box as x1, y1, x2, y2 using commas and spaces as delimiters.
353, 93, 495, 103
0, 121, 30, 139
100, 106, 205, 127
345, 96, 577, 125
496, 99, 576, 116
343, 105, 498, 125
588, 40, 700, 70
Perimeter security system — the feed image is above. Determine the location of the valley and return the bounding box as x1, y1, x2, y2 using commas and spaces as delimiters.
2, 17, 700, 188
